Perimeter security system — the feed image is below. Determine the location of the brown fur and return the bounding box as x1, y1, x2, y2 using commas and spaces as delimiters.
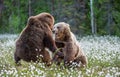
14, 13, 57, 66
53, 22, 87, 68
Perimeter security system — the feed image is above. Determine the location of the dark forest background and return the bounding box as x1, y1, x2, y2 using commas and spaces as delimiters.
0, 0, 120, 36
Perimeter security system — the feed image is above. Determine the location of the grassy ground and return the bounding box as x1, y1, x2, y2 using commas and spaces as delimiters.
0, 34, 120, 77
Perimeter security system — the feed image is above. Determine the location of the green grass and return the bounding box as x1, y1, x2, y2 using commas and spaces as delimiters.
0, 34, 120, 77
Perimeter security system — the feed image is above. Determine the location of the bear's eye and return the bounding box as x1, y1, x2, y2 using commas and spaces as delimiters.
57, 26, 60, 29
35, 23, 40, 27
31, 22, 34, 25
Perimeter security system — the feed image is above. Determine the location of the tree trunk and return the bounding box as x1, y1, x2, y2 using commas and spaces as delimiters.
106, 0, 114, 35
0, 0, 4, 27
28, 0, 32, 17
90, 0, 96, 35
51, 0, 54, 12
74, 0, 86, 34
0, 0, 4, 17
17, 0, 21, 30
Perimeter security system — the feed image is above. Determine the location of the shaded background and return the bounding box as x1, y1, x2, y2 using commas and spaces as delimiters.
0, 0, 120, 36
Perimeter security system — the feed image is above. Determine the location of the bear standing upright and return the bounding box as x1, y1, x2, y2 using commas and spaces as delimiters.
53, 22, 88, 68
14, 12, 57, 65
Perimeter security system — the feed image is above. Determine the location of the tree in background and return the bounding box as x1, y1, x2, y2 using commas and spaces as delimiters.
0, 0, 4, 29
0, 0, 120, 36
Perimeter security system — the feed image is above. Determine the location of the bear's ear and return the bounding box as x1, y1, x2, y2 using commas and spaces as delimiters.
44, 14, 54, 25
38, 14, 53, 22
66, 23, 70, 27
39, 14, 54, 29
28, 16, 35, 26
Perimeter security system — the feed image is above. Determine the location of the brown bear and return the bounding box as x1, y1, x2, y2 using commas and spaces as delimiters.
52, 22, 88, 68
14, 12, 58, 66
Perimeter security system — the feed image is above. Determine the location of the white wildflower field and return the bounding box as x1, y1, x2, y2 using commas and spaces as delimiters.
0, 34, 120, 77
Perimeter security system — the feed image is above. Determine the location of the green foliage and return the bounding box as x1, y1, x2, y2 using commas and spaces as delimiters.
0, 0, 120, 36
0, 0, 50, 33
33, 1, 50, 15
8, 15, 20, 33
98, 0, 109, 4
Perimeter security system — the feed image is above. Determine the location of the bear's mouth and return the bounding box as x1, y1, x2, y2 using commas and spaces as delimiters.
56, 33, 64, 40
53, 32, 58, 37
54, 31, 64, 40
55, 33, 58, 35
54, 33, 59, 39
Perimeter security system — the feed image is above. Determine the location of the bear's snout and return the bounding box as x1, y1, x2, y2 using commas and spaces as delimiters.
52, 30, 55, 33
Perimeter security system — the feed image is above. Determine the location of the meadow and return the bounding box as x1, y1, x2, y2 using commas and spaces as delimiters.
0, 34, 120, 77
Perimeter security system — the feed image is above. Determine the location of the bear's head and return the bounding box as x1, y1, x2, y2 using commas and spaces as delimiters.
27, 12, 54, 30
52, 22, 71, 41
27, 16, 40, 28
35, 12, 54, 30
